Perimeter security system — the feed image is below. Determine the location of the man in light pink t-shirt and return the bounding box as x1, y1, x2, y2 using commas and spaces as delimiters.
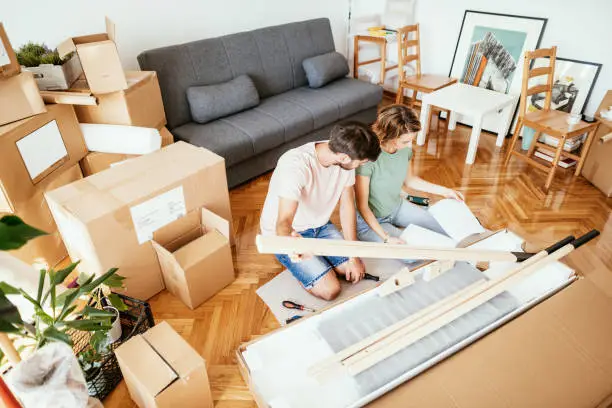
260, 122, 381, 300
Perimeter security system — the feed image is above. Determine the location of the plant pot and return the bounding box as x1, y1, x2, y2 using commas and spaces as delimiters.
103, 306, 122, 343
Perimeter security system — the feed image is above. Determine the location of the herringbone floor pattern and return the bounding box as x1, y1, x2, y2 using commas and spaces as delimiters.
104, 110, 612, 407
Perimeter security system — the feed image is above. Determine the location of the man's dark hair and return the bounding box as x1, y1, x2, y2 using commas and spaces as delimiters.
328, 121, 381, 162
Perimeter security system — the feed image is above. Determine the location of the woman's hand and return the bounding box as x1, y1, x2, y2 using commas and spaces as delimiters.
385, 236, 406, 245
444, 188, 465, 201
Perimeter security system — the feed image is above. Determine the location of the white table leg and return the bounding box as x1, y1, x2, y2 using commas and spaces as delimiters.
466, 116, 483, 164
495, 104, 514, 147
448, 111, 458, 131
417, 101, 431, 146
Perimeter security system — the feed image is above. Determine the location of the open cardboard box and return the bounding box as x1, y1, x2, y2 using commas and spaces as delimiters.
41, 71, 167, 129
0, 22, 20, 78
115, 321, 213, 408
237, 230, 612, 407
57, 17, 127, 94
152, 207, 234, 310
0, 71, 46, 126
583, 90, 612, 197
23, 53, 83, 91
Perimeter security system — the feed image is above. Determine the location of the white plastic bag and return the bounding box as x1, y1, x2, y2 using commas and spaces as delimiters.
7, 342, 101, 408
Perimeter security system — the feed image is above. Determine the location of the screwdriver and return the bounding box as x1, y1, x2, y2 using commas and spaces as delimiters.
285, 315, 303, 324
282, 300, 316, 312
340, 272, 380, 282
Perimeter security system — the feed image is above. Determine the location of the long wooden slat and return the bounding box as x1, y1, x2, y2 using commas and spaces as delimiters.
0, 333, 20, 364
255, 235, 520, 262
356, 58, 382, 66
511, 151, 550, 172
600, 132, 612, 144
528, 66, 552, 78
344, 246, 573, 375
40, 90, 98, 106
526, 84, 551, 96
308, 278, 488, 381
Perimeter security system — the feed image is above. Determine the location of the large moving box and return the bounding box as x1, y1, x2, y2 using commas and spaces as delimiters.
74, 71, 166, 128
46, 142, 233, 300
0, 22, 20, 78
583, 90, 612, 197
57, 17, 127, 94
115, 321, 214, 408
0, 72, 46, 125
152, 208, 234, 309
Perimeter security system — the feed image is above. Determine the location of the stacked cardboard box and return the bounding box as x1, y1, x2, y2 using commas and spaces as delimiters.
0, 23, 46, 125
0, 104, 88, 266
583, 90, 612, 197
46, 142, 234, 301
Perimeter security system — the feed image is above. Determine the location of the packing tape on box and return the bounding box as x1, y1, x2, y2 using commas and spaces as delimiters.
80, 123, 162, 155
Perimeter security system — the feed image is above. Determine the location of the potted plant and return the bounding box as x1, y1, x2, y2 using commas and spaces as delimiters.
15, 42, 83, 91
0, 215, 122, 403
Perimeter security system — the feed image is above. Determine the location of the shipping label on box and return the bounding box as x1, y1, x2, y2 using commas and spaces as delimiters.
130, 186, 187, 244
16, 120, 69, 182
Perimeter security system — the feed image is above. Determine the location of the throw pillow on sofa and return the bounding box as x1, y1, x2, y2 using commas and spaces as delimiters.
186, 74, 260, 124
302, 51, 350, 88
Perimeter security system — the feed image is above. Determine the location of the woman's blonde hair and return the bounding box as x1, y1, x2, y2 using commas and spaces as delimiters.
372, 104, 421, 143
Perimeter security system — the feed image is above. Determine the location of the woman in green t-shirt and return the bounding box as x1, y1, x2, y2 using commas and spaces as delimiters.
356, 104, 464, 244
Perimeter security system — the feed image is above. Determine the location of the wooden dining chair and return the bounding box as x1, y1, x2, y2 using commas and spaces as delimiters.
504, 46, 600, 192
353, 32, 398, 85
395, 24, 457, 107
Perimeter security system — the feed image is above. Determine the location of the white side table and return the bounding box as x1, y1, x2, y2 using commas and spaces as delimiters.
417, 83, 519, 164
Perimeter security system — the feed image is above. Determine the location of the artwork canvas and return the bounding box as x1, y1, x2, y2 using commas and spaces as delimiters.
528, 57, 601, 115
449, 11, 547, 134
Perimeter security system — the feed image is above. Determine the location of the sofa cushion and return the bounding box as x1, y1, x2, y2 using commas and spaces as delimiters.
187, 75, 259, 124
303, 52, 349, 88
308, 78, 383, 119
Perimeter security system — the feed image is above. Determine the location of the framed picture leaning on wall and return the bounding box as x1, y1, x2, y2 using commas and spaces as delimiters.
447, 10, 548, 134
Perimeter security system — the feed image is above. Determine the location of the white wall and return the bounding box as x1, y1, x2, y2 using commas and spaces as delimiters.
415, 0, 612, 116
2, 0, 350, 69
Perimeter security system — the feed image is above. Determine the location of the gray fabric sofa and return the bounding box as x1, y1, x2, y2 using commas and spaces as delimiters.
137, 18, 382, 187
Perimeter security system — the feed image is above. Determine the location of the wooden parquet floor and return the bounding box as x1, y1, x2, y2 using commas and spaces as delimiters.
104, 108, 612, 407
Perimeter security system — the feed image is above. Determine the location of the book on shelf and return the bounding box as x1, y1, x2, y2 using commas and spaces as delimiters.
534, 149, 577, 168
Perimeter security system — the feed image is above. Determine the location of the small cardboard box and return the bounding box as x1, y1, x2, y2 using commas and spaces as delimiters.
152, 207, 234, 309
0, 22, 20, 78
23, 54, 83, 91
79, 151, 138, 176
57, 17, 127, 94
74, 71, 167, 128
115, 321, 213, 408
0, 103, 87, 206
2, 164, 83, 267
0, 71, 46, 125
583, 90, 612, 197
45, 142, 233, 300
79, 126, 173, 177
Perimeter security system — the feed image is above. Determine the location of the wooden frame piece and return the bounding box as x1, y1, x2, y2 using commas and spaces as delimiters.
353, 35, 398, 85
256, 234, 526, 263
40, 90, 98, 106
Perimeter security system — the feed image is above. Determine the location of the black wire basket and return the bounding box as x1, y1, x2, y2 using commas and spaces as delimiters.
71, 293, 155, 401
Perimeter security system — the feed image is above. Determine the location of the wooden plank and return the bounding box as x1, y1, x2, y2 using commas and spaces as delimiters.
0, 333, 20, 364
40, 90, 98, 106
526, 84, 551, 96
344, 246, 573, 375
529, 66, 552, 78
255, 235, 521, 262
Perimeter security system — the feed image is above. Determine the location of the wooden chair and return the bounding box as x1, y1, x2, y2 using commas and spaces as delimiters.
395, 24, 457, 107
353, 32, 398, 85
504, 46, 600, 192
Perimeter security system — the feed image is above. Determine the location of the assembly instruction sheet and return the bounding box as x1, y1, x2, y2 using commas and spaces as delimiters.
130, 186, 187, 244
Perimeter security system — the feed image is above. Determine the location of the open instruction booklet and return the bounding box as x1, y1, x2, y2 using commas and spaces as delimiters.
400, 199, 486, 248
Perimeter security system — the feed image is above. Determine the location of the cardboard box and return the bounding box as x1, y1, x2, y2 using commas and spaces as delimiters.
57, 17, 127, 94
152, 208, 234, 309
2, 165, 83, 267
80, 151, 139, 176
79, 127, 173, 177
0, 71, 46, 125
237, 233, 612, 408
115, 321, 213, 408
0, 103, 87, 204
23, 54, 83, 91
583, 90, 612, 197
0, 22, 20, 78
74, 71, 167, 128
45, 142, 233, 300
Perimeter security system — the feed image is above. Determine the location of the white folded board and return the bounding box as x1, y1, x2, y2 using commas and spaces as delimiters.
427, 199, 485, 242
15, 120, 68, 181
80, 123, 161, 155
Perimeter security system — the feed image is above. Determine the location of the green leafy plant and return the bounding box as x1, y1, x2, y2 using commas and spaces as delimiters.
15, 42, 72, 67
0, 215, 122, 371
